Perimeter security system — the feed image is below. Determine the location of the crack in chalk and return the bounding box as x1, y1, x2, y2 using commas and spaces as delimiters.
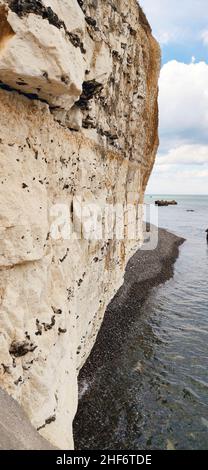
8, 0, 86, 53
1, 363, 11, 374
9, 0, 63, 26
76, 80, 103, 110
59, 248, 69, 263
0, 80, 49, 104
37, 414, 56, 431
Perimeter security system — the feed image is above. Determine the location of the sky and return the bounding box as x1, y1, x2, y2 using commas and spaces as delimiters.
139, 0, 208, 194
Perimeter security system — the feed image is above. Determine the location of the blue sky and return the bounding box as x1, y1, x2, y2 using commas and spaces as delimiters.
139, 0, 208, 194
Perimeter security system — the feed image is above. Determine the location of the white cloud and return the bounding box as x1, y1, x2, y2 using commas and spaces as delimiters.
139, 0, 208, 45
200, 30, 208, 45
157, 31, 173, 45
138, 2, 208, 194
157, 145, 208, 166
146, 168, 208, 194
179, 169, 208, 178
146, 60, 208, 194
159, 60, 208, 144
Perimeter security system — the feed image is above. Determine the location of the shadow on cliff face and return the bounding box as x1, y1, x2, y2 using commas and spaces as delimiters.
0, 388, 55, 450
73, 229, 185, 450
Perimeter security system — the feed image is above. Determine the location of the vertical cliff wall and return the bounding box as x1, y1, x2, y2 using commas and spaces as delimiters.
0, 0, 160, 449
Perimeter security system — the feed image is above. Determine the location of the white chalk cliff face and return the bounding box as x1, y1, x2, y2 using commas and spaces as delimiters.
0, 0, 160, 449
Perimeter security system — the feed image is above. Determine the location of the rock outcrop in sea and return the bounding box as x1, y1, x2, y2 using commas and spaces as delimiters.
0, 0, 160, 449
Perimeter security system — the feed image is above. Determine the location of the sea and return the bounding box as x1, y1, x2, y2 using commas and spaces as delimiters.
75, 195, 208, 450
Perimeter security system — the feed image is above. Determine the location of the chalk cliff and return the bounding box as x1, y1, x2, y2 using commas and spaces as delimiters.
0, 0, 160, 449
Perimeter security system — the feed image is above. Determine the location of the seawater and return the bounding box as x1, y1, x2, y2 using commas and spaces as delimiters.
75, 195, 208, 450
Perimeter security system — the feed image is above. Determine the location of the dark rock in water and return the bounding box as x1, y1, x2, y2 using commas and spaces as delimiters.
155, 200, 177, 207
0, 388, 55, 449
187, 210, 195, 212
